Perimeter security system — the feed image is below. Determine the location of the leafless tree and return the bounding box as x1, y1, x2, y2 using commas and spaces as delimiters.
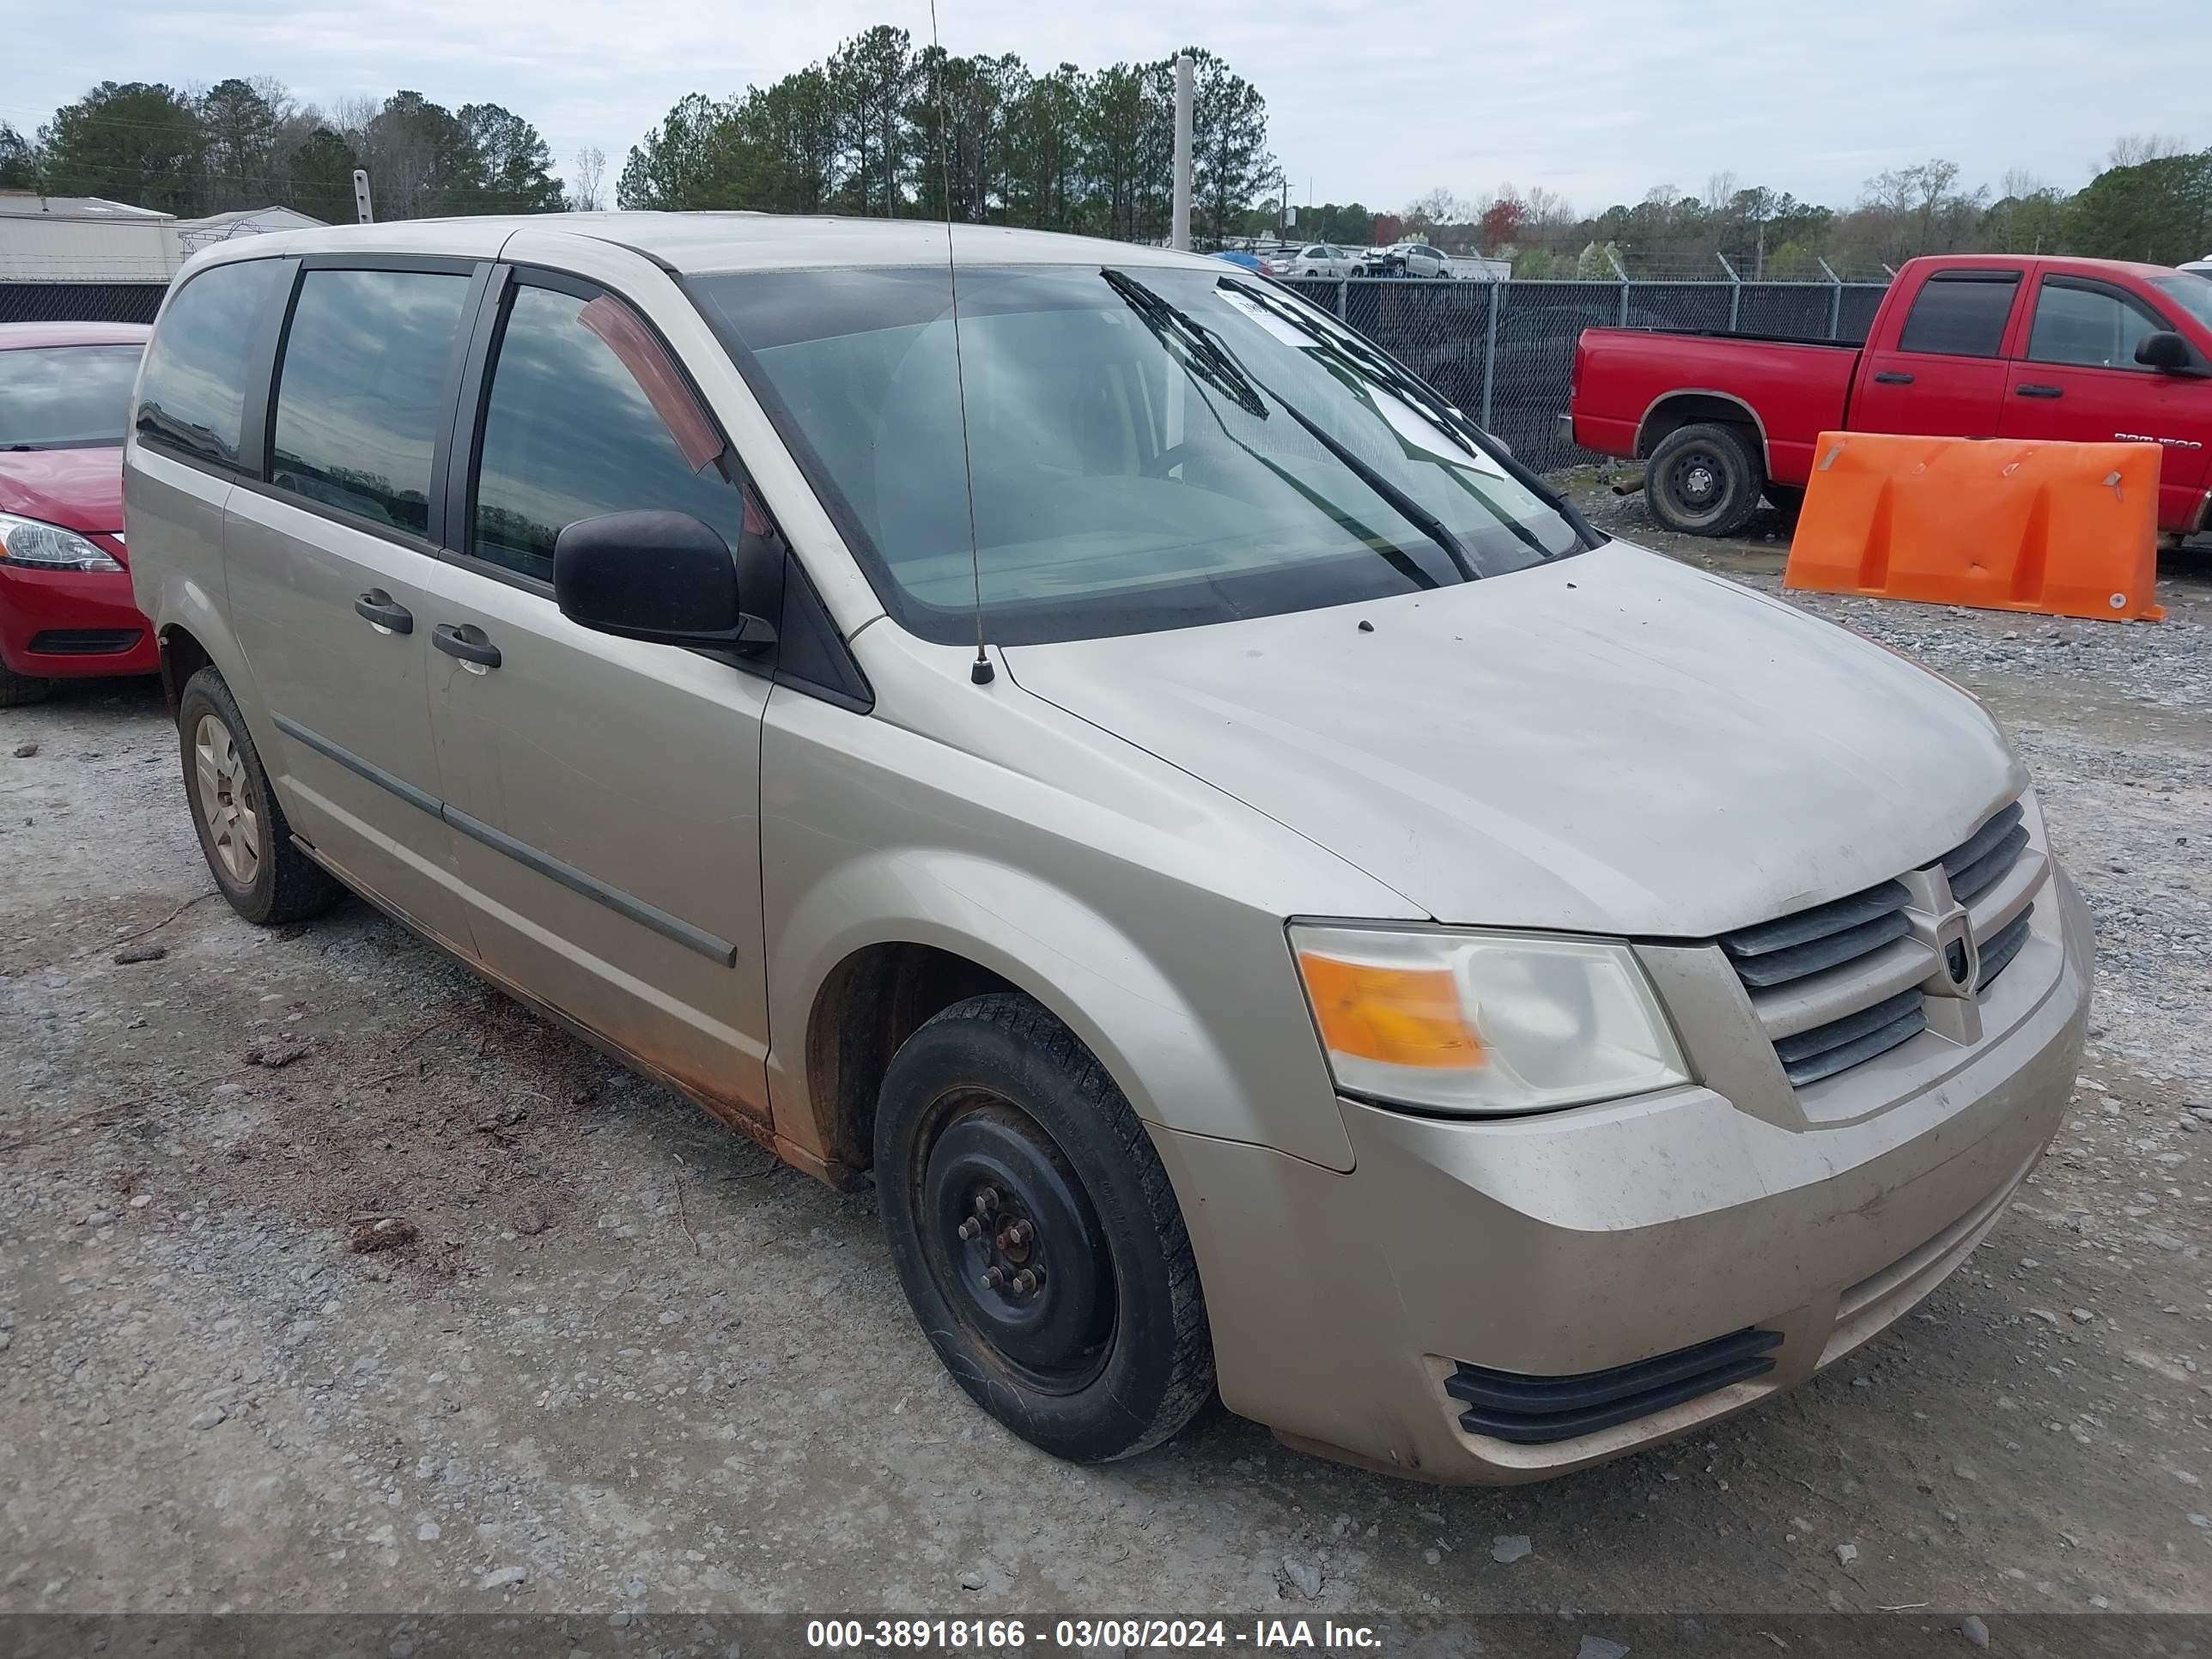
567, 144, 605, 211
2106, 133, 2188, 169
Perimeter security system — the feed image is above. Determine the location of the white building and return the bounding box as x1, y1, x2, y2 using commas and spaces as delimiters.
0, 192, 183, 282
176, 205, 325, 255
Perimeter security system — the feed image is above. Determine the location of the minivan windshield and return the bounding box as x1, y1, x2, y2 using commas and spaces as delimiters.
700, 264, 1594, 644
0, 344, 144, 450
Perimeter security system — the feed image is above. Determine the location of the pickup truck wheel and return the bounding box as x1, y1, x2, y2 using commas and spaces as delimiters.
1647, 422, 1765, 538
178, 667, 345, 926
876, 992, 1215, 1463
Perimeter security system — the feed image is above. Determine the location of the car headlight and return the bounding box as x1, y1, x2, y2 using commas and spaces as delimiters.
1291, 923, 1689, 1115
0, 512, 123, 573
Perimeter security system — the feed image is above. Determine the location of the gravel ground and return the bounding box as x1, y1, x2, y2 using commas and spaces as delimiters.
3, 498, 2209, 1621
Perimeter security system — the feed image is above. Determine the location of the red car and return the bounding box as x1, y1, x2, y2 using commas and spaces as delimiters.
1568, 254, 2212, 538
0, 320, 155, 705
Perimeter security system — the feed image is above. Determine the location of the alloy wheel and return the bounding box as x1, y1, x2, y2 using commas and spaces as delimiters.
192, 713, 261, 887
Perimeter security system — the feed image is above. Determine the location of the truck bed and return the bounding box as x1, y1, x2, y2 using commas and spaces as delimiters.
1570, 327, 1863, 486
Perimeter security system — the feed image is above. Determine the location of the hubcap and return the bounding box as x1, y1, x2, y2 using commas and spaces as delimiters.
921, 1097, 1115, 1392
191, 713, 261, 886
1672, 452, 1723, 511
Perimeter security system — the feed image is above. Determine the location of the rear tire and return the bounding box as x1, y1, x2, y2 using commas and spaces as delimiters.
178, 666, 343, 927
876, 992, 1215, 1462
0, 660, 52, 708
1646, 422, 1765, 538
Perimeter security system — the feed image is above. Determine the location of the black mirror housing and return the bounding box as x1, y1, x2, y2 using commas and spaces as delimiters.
2135, 329, 2194, 372
553, 510, 768, 652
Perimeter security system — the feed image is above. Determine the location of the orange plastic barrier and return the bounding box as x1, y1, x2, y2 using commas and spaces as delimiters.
1784, 432, 2163, 623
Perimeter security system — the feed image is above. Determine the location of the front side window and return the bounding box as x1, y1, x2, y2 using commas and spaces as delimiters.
2027, 278, 2169, 369
1895, 271, 2021, 358
702, 263, 1592, 646
0, 345, 143, 449
2151, 274, 2212, 331
136, 258, 286, 468
471, 283, 746, 584
270, 267, 471, 536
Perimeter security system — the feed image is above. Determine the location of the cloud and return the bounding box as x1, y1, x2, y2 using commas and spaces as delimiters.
5, 0, 2199, 213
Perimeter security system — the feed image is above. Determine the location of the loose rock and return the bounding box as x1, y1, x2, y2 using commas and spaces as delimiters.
1492, 1535, 1532, 1564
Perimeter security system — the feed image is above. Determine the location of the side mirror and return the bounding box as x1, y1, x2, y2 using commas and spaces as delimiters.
552, 510, 773, 653
2134, 330, 2195, 372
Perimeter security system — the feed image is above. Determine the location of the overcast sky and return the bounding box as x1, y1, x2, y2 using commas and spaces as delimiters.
4, 0, 2200, 214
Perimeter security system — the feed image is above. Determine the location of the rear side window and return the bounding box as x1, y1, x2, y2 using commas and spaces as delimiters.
470, 283, 744, 584
1896, 272, 2020, 358
136, 259, 285, 469
270, 267, 472, 537
2027, 278, 2168, 369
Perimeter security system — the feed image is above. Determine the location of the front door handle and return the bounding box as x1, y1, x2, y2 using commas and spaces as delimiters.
434, 623, 501, 672
1872, 370, 1915, 386
354, 590, 413, 635
2015, 383, 2064, 398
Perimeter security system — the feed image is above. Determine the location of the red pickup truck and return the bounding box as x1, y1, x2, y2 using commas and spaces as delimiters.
1568, 253, 2212, 538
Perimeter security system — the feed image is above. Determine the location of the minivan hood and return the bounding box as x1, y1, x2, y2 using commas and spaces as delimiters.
0, 445, 125, 536
1002, 544, 2024, 938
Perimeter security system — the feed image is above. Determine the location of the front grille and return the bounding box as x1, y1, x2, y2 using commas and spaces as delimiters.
1447, 1328, 1783, 1444
1942, 803, 2028, 903
27, 628, 141, 655
1977, 906, 2033, 988
1722, 880, 1926, 1082
1718, 799, 2045, 1089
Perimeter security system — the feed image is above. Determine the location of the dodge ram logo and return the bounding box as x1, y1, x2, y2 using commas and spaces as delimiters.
1931, 913, 1979, 998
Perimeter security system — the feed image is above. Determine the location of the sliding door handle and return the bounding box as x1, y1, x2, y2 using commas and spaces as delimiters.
354, 591, 412, 634
434, 623, 501, 672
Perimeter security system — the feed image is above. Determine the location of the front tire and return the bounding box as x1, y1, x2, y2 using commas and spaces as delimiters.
876, 993, 1214, 1462
178, 667, 343, 926
0, 659, 52, 708
1646, 422, 1765, 538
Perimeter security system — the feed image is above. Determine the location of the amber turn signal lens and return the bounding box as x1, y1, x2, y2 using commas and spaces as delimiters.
1297, 951, 1486, 1070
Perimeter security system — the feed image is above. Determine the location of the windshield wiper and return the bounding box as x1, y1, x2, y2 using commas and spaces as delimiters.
1102, 267, 1479, 583
1101, 267, 1269, 420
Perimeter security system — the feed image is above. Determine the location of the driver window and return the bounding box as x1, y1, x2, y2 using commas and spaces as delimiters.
2027, 278, 2168, 371
472, 283, 745, 583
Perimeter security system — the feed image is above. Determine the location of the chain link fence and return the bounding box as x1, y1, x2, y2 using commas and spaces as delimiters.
0, 281, 167, 326
5, 272, 1894, 476
1280, 276, 1891, 471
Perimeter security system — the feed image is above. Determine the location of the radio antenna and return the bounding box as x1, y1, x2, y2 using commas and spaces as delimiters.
928, 0, 994, 685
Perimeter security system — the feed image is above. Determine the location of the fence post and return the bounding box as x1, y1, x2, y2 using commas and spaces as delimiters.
1817, 258, 1843, 339
1336, 277, 1347, 320
1607, 247, 1630, 326
1717, 252, 1741, 332
1480, 279, 1499, 429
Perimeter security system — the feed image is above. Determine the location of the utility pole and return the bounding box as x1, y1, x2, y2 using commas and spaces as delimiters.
1170, 53, 1194, 250
351, 168, 374, 225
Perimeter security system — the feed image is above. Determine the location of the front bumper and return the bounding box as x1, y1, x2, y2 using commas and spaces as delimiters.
0, 544, 158, 680
1154, 864, 2092, 1483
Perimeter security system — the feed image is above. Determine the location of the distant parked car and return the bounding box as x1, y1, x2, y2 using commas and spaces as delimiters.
1380, 242, 1455, 279
1212, 250, 1283, 277
1283, 243, 1366, 278
2182, 256, 2212, 280
0, 320, 155, 706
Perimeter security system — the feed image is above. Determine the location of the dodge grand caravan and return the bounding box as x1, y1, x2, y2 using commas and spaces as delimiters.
124, 215, 2092, 1483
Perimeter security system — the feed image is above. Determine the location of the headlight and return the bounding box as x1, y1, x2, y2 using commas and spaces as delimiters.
1291, 923, 1689, 1115
0, 513, 123, 572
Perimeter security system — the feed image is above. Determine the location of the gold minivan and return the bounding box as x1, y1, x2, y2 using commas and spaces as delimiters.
125, 214, 2091, 1482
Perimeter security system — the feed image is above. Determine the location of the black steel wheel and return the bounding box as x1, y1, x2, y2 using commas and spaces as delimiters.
876, 993, 1214, 1462
1646, 422, 1765, 538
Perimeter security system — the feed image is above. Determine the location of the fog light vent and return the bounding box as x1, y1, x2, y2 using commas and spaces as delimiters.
1447, 1327, 1782, 1444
